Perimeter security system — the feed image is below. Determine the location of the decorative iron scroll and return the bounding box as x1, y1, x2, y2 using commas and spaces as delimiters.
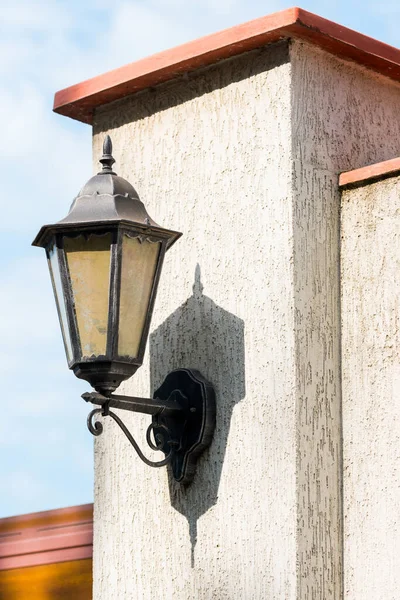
87, 403, 176, 468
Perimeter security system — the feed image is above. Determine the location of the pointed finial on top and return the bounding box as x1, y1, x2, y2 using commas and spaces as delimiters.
98, 135, 116, 174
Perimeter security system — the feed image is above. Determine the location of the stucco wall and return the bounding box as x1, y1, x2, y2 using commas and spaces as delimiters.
91, 37, 400, 600
93, 42, 297, 600
290, 41, 400, 599
341, 175, 400, 600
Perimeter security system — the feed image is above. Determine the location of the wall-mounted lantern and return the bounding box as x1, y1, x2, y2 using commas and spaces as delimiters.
32, 137, 215, 484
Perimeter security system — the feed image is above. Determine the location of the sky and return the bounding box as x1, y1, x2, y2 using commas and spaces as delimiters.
1, 0, 399, 518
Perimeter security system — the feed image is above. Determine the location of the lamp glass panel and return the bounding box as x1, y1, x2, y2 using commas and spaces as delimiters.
47, 244, 73, 362
64, 233, 112, 358
118, 235, 161, 357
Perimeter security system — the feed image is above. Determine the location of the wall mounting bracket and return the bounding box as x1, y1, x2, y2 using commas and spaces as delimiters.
83, 368, 216, 485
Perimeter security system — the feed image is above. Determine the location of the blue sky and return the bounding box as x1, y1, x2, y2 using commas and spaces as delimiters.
1, 0, 399, 518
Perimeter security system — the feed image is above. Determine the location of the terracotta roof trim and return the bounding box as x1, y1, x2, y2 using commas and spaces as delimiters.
339, 157, 400, 188
0, 504, 93, 532
0, 504, 93, 571
54, 7, 400, 125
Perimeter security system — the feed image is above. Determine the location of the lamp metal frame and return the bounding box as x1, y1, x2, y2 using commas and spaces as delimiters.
32, 136, 216, 484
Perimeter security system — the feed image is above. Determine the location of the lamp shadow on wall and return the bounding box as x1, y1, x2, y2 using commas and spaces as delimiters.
150, 264, 245, 567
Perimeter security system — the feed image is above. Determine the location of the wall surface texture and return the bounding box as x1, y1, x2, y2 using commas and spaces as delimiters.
290, 41, 400, 599
341, 176, 400, 600
91, 38, 400, 600
93, 42, 297, 600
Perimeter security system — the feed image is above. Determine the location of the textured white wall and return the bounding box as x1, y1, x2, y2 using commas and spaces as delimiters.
91, 37, 400, 600
341, 176, 400, 600
290, 41, 400, 600
93, 42, 297, 600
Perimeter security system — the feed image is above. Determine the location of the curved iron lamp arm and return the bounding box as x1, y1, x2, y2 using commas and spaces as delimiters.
87, 405, 175, 468
83, 368, 216, 485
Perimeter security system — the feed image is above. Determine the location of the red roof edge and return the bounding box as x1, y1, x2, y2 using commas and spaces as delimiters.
0, 504, 93, 571
339, 156, 400, 188
53, 7, 400, 125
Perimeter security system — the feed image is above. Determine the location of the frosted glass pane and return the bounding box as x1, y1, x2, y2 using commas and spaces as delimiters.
118, 236, 160, 357
48, 244, 73, 362
64, 233, 112, 358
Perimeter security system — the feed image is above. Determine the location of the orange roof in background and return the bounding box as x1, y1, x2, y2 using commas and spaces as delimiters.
54, 7, 400, 125
0, 504, 93, 570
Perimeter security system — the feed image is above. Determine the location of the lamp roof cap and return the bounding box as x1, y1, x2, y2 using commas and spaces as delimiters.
32, 136, 182, 249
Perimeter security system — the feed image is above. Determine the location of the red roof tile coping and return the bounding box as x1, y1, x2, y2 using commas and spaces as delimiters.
54, 7, 400, 125
0, 504, 93, 570
339, 157, 400, 188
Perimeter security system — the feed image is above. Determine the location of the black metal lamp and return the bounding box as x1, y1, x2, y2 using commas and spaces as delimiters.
32, 137, 215, 484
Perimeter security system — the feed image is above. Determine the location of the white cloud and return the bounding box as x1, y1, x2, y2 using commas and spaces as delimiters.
0, 1, 72, 30
106, 2, 196, 63
0, 256, 58, 348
